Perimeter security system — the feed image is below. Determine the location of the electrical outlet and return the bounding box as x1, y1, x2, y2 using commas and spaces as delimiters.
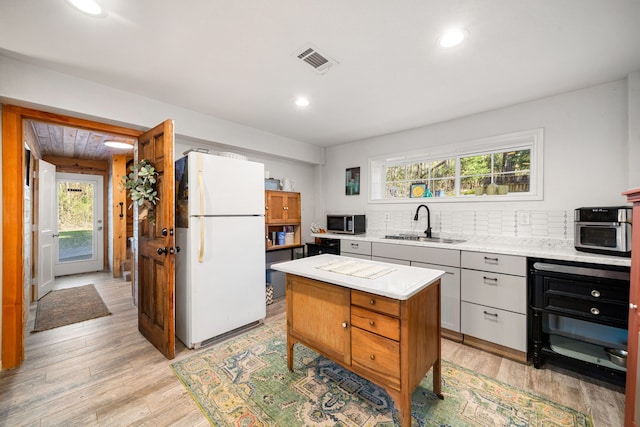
384, 212, 390, 222
517, 211, 530, 226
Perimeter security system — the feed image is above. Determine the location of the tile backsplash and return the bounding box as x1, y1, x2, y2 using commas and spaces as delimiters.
365, 209, 574, 242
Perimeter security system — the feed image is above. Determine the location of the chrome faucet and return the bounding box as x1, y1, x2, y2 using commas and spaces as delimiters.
414, 204, 432, 238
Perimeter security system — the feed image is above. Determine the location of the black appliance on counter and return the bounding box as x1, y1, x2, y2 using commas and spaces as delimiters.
529, 257, 630, 386
574, 206, 632, 257
306, 238, 340, 257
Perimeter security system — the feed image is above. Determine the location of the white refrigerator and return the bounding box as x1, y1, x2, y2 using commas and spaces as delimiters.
175, 151, 266, 348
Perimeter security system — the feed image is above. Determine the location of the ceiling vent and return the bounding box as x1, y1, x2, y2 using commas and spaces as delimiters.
295, 44, 338, 74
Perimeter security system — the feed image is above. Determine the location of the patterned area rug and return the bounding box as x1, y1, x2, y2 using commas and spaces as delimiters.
32, 284, 111, 332
172, 314, 592, 426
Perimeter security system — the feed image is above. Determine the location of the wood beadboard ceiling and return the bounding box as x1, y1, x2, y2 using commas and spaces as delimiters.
28, 120, 135, 161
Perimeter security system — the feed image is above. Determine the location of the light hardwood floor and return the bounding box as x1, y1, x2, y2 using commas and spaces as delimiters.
0, 272, 625, 426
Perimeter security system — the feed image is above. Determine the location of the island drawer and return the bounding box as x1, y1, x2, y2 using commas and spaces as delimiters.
351, 306, 400, 341
351, 327, 400, 384
351, 290, 400, 316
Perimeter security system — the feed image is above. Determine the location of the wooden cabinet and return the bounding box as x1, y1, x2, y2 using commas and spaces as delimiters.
286, 273, 442, 427
623, 187, 640, 427
265, 190, 301, 249
265, 190, 300, 224
460, 250, 527, 362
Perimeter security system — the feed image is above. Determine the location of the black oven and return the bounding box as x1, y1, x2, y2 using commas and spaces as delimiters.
529, 258, 630, 386
574, 206, 632, 257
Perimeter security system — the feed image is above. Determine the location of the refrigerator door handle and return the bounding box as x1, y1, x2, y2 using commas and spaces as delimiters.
198, 153, 205, 263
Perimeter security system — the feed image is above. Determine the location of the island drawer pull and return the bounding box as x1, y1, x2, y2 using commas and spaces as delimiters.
483, 276, 498, 284
484, 256, 499, 264
483, 310, 498, 317
351, 243, 359, 248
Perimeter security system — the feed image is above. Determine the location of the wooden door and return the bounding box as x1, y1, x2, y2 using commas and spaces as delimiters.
285, 192, 301, 223
624, 188, 640, 426
266, 191, 286, 223
287, 275, 351, 364
36, 159, 56, 299
137, 120, 176, 359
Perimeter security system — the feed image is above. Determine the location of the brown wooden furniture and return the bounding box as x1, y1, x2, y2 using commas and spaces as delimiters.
624, 187, 640, 427
265, 190, 301, 249
285, 273, 442, 427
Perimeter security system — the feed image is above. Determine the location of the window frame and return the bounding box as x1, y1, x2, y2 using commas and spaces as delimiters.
369, 128, 543, 203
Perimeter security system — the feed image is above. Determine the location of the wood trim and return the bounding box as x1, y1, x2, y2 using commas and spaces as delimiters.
462, 335, 528, 364
2, 107, 25, 368
1, 104, 143, 369
441, 328, 463, 343
624, 187, 640, 427
112, 155, 128, 278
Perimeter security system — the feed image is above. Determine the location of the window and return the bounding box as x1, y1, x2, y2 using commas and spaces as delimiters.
370, 128, 543, 202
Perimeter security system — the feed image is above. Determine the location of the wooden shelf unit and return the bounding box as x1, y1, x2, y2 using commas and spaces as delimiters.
265, 190, 301, 249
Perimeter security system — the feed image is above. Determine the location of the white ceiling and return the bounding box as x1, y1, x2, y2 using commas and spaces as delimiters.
1, 1, 639, 148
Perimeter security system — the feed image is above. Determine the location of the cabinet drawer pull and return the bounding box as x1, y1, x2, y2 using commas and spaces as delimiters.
483, 310, 498, 317
351, 243, 359, 248
483, 276, 498, 284
370, 354, 375, 360
591, 290, 601, 298
369, 299, 375, 305
484, 256, 499, 264
369, 320, 375, 326
342, 322, 348, 328
590, 308, 600, 316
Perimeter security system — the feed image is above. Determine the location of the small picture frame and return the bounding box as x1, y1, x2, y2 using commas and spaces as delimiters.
410, 183, 427, 198
345, 167, 360, 195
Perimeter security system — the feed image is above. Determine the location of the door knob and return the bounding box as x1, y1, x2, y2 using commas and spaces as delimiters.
157, 247, 168, 255
631, 303, 638, 310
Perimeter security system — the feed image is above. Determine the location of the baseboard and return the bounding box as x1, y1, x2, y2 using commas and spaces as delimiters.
441, 328, 463, 342
462, 335, 528, 364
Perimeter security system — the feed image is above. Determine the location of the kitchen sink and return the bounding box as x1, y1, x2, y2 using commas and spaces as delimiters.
383, 234, 466, 244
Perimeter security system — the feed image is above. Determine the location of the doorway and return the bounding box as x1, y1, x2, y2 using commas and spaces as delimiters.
54, 172, 104, 276
1, 105, 143, 369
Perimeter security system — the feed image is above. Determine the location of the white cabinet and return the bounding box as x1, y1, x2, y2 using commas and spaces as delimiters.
413, 261, 461, 333
340, 240, 372, 260
461, 250, 527, 358
372, 242, 461, 334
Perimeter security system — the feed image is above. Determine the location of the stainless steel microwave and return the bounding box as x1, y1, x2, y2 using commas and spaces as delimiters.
326, 214, 366, 234
574, 206, 632, 257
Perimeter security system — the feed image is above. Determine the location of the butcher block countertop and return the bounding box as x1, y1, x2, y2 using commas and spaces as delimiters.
271, 253, 444, 300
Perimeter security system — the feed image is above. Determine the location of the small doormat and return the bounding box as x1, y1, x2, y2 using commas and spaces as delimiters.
32, 284, 111, 332
172, 314, 593, 426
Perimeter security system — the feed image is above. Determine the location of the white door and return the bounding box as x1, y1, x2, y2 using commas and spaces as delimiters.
54, 173, 104, 276
36, 160, 56, 299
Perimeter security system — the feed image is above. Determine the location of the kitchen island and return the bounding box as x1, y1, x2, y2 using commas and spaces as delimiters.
272, 254, 445, 427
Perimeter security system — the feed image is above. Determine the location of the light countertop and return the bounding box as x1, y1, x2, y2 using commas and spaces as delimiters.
312, 232, 631, 267
271, 254, 445, 300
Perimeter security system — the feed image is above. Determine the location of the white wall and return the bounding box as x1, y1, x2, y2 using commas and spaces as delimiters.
0, 54, 324, 166
320, 78, 636, 239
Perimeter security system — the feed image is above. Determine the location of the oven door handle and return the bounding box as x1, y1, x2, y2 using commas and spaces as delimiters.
532, 262, 629, 281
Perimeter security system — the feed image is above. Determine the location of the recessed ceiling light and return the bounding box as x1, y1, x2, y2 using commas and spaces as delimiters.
66, 0, 104, 16
439, 28, 467, 48
104, 140, 134, 149
294, 97, 310, 108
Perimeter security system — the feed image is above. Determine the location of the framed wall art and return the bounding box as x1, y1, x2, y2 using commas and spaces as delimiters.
345, 167, 360, 195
